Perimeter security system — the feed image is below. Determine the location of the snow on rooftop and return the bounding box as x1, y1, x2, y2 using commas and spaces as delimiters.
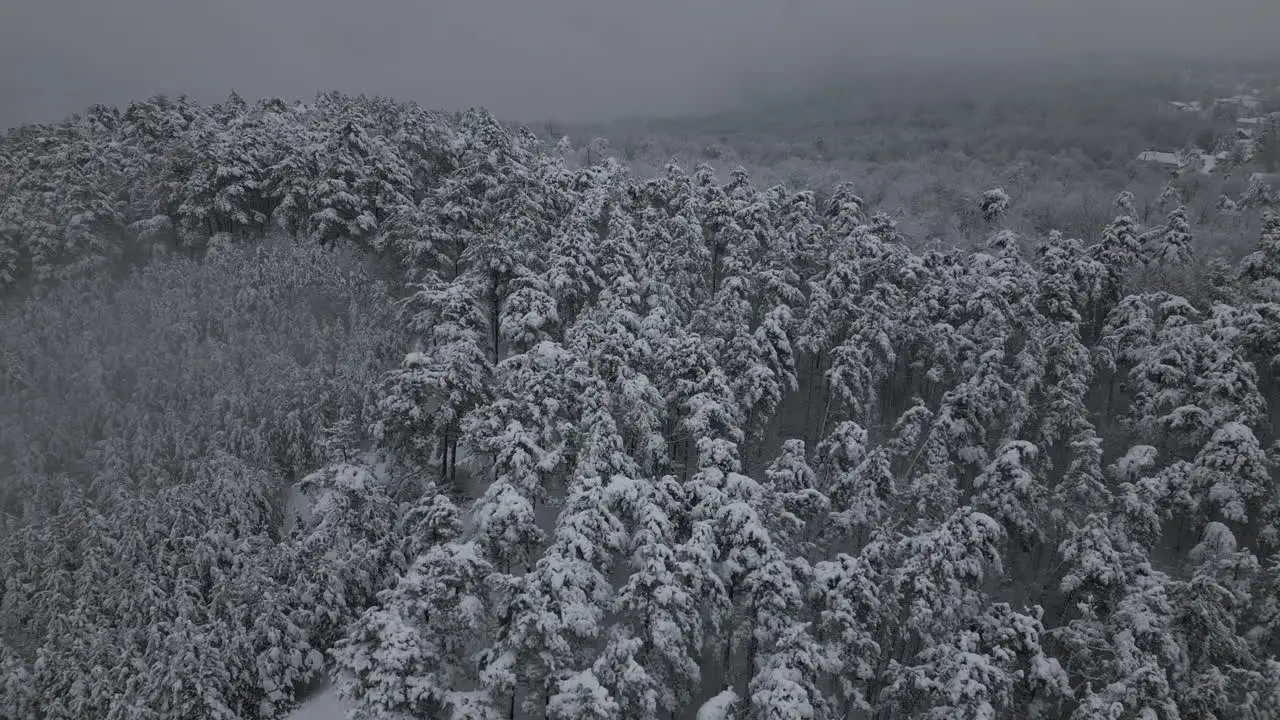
1138, 151, 1181, 165
1137, 149, 1222, 175
1216, 95, 1259, 105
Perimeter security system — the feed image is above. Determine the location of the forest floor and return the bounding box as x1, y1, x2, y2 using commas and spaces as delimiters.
286, 684, 347, 720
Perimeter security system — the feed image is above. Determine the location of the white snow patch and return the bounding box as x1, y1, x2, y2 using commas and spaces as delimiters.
696, 689, 741, 720
1137, 151, 1180, 166
285, 685, 349, 720
1198, 152, 1217, 175
282, 484, 312, 538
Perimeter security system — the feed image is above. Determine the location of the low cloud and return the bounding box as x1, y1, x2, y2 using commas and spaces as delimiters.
2, 0, 1278, 128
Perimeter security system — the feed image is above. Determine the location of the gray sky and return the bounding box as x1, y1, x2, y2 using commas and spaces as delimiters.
2, 0, 1279, 129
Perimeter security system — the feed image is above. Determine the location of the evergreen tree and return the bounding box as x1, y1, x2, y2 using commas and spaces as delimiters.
1239, 211, 1280, 302
1144, 205, 1194, 266
1091, 214, 1142, 305
333, 540, 497, 720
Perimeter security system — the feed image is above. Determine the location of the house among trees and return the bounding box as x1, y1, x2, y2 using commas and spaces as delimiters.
1137, 150, 1182, 167
1230, 136, 1258, 163
1137, 148, 1225, 175
1214, 94, 1261, 111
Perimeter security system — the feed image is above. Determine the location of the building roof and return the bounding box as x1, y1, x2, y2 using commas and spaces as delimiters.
1138, 150, 1182, 165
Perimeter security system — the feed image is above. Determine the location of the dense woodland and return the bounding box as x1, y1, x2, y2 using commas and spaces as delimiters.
2, 86, 1280, 720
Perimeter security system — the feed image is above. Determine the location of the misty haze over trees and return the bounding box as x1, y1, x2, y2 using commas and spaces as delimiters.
3, 52, 1280, 720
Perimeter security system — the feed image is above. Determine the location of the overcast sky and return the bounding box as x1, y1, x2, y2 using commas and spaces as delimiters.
2, 0, 1279, 128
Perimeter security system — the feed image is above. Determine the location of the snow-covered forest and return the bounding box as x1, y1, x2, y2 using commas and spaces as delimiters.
3, 84, 1280, 720
573, 63, 1280, 253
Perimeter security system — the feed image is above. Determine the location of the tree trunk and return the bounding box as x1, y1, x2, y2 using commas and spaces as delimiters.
803, 351, 820, 447
449, 435, 460, 491
720, 629, 735, 693
439, 436, 450, 484
490, 274, 502, 366
817, 389, 835, 447
710, 238, 722, 297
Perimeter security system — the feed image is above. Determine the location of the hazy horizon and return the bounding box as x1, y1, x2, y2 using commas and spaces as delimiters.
3, 0, 1280, 130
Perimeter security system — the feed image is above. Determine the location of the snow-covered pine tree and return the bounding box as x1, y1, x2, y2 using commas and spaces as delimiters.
1239, 211, 1280, 302
375, 275, 494, 486
981, 187, 1012, 224
1143, 204, 1194, 267
333, 539, 497, 720
602, 474, 705, 717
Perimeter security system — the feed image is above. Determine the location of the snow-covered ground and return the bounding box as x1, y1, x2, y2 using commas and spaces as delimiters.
286, 686, 349, 720
1200, 152, 1218, 175
696, 689, 740, 720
